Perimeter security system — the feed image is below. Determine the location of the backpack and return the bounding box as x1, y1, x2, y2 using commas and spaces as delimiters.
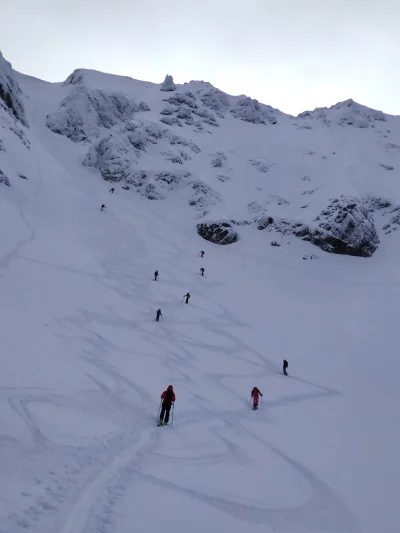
284, 360, 288, 367
164, 388, 173, 404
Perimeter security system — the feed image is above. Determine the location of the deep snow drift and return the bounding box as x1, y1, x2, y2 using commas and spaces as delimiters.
1, 51, 400, 533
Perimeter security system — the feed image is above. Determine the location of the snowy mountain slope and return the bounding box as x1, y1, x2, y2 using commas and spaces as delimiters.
19, 64, 400, 257
1, 52, 400, 533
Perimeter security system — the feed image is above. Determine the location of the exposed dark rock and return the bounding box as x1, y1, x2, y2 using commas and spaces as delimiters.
0, 169, 10, 186
0, 52, 28, 127
379, 163, 394, 171
197, 221, 239, 245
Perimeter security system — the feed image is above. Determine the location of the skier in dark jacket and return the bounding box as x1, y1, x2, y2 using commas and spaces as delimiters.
154, 270, 159, 281
200, 251, 205, 258
200, 268, 205, 276
283, 359, 288, 376
156, 309, 162, 322
101, 204, 106, 211
251, 387, 263, 410
183, 292, 190, 304
159, 385, 175, 425
109, 188, 115, 193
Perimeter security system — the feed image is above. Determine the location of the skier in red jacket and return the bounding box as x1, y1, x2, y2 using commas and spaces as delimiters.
159, 385, 176, 425
251, 387, 263, 410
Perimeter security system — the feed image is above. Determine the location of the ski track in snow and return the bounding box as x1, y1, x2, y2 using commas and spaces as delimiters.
0, 192, 349, 533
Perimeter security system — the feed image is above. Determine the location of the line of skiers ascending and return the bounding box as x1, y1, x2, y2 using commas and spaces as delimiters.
153, 251, 206, 321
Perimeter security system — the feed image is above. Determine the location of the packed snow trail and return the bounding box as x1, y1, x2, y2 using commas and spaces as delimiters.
1, 72, 400, 533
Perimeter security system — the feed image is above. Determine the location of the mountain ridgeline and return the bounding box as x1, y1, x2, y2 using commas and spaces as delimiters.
1, 53, 400, 258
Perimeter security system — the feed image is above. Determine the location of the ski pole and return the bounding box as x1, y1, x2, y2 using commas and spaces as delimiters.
171, 402, 174, 427
157, 400, 162, 421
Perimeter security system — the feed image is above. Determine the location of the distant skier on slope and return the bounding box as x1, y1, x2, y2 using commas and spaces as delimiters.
101, 204, 106, 211
156, 309, 162, 322
154, 270, 159, 281
109, 188, 115, 193
200, 251, 205, 258
283, 359, 288, 376
200, 268, 205, 276
159, 385, 175, 426
183, 292, 190, 304
251, 387, 263, 410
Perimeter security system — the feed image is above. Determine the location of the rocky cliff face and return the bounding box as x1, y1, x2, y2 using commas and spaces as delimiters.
0, 52, 28, 127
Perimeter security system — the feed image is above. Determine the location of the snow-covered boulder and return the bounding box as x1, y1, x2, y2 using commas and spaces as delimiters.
0, 52, 28, 127
160, 75, 176, 92
197, 221, 239, 245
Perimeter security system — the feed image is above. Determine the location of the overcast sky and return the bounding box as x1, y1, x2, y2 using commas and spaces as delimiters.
1, 0, 399, 115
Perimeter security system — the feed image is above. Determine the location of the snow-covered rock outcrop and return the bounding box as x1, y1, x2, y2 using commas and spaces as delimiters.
231, 97, 277, 125
160, 91, 219, 128
47, 86, 138, 142
160, 74, 176, 92
196, 86, 230, 117
258, 196, 380, 257
310, 196, 379, 257
0, 52, 28, 127
197, 221, 239, 245
298, 99, 386, 128
84, 118, 219, 210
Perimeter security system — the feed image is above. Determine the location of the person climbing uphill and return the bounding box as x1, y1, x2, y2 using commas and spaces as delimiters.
101, 204, 106, 211
200, 251, 205, 258
156, 309, 162, 322
251, 387, 263, 410
283, 359, 288, 376
183, 292, 190, 304
159, 385, 175, 426
200, 268, 205, 276
109, 188, 115, 193
154, 270, 159, 281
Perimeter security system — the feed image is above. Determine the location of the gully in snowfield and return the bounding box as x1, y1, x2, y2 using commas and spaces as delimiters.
159, 385, 175, 426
